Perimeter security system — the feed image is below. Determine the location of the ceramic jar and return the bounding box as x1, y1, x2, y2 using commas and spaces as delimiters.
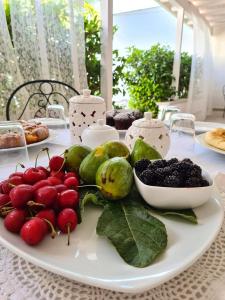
81, 119, 119, 149
125, 112, 170, 157
69, 89, 106, 144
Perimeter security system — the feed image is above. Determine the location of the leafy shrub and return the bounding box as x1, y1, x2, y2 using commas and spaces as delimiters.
124, 44, 191, 117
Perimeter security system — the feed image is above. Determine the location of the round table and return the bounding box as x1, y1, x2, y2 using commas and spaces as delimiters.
0, 129, 225, 300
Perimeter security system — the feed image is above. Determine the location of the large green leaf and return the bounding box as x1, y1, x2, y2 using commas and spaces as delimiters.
96, 199, 167, 268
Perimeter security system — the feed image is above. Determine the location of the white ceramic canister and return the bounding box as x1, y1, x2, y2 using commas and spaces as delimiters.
125, 112, 170, 157
81, 119, 119, 149
69, 89, 106, 144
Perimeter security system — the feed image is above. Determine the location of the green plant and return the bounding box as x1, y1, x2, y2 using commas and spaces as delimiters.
124, 44, 176, 116
124, 44, 191, 117
84, 3, 125, 96
179, 52, 192, 98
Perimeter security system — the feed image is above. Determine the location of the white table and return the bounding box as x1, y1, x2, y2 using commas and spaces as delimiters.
0, 129, 225, 300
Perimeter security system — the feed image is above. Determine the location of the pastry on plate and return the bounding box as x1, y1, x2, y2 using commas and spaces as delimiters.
20, 120, 49, 144
204, 128, 225, 151
0, 120, 49, 149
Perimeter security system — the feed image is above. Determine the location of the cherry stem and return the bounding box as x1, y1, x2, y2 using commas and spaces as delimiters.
15, 163, 25, 172
0, 206, 13, 211
78, 185, 102, 190
43, 218, 57, 239
0, 201, 11, 209
35, 147, 50, 168
67, 223, 71, 246
59, 149, 68, 157
27, 201, 45, 208
28, 207, 34, 217
53, 157, 66, 175
1, 209, 13, 216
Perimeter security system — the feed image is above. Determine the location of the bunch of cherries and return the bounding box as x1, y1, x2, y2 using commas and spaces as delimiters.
0, 149, 80, 246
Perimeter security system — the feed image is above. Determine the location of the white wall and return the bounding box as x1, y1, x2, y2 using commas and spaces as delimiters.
211, 28, 225, 109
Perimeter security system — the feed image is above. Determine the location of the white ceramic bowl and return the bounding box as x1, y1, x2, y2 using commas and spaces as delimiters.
134, 170, 214, 209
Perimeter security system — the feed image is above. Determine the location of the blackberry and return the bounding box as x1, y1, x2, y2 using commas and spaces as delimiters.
163, 175, 181, 187
139, 169, 156, 186
154, 168, 166, 184
171, 162, 192, 175
166, 158, 179, 166
188, 165, 202, 178
200, 179, 210, 187
182, 158, 193, 165
134, 159, 150, 174
163, 166, 173, 175
152, 160, 167, 169
185, 177, 202, 187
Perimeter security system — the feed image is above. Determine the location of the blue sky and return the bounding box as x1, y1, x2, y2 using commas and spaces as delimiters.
113, 7, 193, 55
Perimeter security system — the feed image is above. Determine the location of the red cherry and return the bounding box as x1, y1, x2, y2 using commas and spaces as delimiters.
36, 166, 50, 177
64, 177, 79, 190
36, 209, 56, 228
32, 179, 52, 192
1, 180, 12, 194
57, 208, 78, 245
50, 170, 65, 181
55, 184, 67, 193
9, 184, 33, 208
20, 217, 47, 245
35, 186, 57, 207
47, 176, 62, 186
4, 209, 27, 233
58, 190, 79, 209
23, 168, 47, 184
49, 156, 64, 172
64, 172, 78, 180
8, 176, 24, 186
0, 194, 10, 207
9, 172, 24, 178
0, 182, 3, 193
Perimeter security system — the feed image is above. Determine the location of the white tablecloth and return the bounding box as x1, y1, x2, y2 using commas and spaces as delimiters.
0, 129, 225, 300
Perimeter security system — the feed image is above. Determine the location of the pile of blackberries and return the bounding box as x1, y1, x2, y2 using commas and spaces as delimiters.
134, 158, 210, 188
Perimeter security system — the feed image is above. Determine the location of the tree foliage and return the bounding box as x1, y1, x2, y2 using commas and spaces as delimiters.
123, 44, 191, 116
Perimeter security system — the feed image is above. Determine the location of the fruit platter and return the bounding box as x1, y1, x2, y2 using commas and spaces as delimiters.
0, 140, 223, 293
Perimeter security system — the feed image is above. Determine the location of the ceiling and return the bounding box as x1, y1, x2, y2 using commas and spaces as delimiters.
190, 0, 225, 29
158, 0, 225, 31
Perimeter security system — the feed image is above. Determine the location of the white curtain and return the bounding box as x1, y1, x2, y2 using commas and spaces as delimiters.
0, 0, 87, 120
187, 13, 213, 120
0, 0, 27, 120
9, 0, 87, 91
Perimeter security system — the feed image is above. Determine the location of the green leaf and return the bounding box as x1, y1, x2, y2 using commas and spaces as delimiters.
78, 188, 108, 223
152, 208, 198, 224
96, 199, 167, 268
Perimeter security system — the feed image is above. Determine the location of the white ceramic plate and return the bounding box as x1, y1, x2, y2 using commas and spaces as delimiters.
29, 118, 69, 127
196, 133, 225, 155
0, 167, 223, 293
0, 130, 57, 152
27, 129, 57, 148
164, 120, 225, 133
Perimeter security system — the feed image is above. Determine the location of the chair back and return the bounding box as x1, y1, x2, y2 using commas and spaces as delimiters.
6, 80, 79, 120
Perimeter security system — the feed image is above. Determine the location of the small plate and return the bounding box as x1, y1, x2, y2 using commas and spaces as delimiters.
0, 163, 223, 293
0, 130, 57, 151
196, 133, 225, 155
29, 118, 69, 127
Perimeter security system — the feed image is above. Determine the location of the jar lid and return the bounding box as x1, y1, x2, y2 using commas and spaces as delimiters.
89, 119, 116, 131
69, 89, 105, 104
133, 112, 164, 128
